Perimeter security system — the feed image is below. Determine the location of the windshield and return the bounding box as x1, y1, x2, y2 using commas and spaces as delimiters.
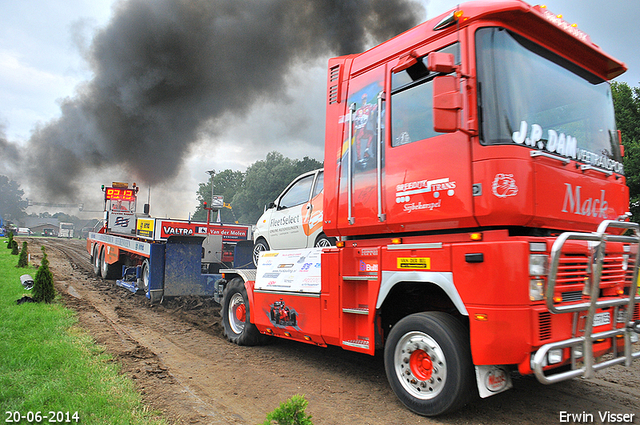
476, 27, 623, 173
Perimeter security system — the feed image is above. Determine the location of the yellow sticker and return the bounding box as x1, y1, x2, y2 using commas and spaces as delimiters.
136, 218, 155, 238
397, 257, 431, 269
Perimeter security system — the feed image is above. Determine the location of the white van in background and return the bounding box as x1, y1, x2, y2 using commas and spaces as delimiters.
58, 222, 74, 238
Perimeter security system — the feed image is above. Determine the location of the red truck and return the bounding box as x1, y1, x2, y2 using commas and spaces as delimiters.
218, 0, 640, 416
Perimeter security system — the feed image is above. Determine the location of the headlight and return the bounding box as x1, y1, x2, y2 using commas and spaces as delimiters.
530, 348, 563, 369
530, 278, 545, 301
547, 349, 563, 365
573, 346, 583, 359
529, 242, 547, 252
529, 254, 548, 276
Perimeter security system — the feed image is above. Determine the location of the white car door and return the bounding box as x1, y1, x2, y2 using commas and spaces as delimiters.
268, 173, 315, 249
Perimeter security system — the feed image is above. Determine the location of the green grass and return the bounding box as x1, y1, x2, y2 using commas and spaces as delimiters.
0, 238, 166, 424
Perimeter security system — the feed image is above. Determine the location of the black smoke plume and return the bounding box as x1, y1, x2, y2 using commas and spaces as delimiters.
25, 0, 424, 198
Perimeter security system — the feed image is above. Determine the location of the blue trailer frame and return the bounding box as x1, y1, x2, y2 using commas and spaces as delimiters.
91, 233, 253, 303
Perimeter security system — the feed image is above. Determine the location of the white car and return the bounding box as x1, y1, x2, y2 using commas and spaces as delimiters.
253, 169, 335, 266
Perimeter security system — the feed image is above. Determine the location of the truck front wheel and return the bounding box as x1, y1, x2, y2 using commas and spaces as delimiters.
222, 278, 269, 346
384, 312, 474, 417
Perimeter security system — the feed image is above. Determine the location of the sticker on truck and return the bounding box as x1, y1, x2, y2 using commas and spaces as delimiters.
397, 257, 431, 270
255, 248, 322, 293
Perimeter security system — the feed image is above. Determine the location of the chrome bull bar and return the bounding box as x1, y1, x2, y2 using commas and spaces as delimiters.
532, 220, 640, 384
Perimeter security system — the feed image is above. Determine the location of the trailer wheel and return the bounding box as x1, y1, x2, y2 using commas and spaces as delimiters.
138, 259, 150, 294
384, 312, 474, 417
222, 277, 268, 346
92, 245, 101, 276
252, 239, 270, 267
100, 247, 120, 280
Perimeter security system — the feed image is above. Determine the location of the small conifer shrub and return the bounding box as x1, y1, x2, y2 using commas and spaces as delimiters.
17, 241, 28, 267
11, 240, 19, 255
33, 246, 55, 303
262, 395, 313, 425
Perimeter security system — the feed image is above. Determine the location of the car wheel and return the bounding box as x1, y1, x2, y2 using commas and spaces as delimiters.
314, 234, 336, 248
253, 239, 270, 267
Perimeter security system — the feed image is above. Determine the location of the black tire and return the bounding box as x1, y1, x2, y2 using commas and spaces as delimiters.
138, 259, 150, 294
92, 245, 101, 276
252, 238, 270, 267
100, 247, 121, 280
384, 312, 474, 417
314, 234, 336, 248
149, 289, 163, 305
222, 277, 269, 346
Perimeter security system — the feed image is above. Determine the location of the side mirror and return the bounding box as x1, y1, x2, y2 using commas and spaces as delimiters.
432, 75, 462, 133
267, 202, 276, 210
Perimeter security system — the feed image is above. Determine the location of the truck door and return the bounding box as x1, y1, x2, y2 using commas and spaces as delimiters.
384, 43, 476, 232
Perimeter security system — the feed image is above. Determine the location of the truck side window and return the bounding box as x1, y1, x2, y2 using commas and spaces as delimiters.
278, 175, 314, 209
391, 79, 437, 146
391, 43, 460, 147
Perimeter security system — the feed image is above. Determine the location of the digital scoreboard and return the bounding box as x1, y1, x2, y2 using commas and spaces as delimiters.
104, 187, 136, 201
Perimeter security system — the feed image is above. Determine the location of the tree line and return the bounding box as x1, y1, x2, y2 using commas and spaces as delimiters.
192, 151, 322, 224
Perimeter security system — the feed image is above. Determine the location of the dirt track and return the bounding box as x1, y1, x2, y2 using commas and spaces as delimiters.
19, 237, 640, 424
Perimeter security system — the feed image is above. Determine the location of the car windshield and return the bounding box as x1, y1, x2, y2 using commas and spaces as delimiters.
476, 27, 623, 173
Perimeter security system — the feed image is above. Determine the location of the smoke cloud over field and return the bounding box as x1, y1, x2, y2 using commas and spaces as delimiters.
18, 0, 424, 199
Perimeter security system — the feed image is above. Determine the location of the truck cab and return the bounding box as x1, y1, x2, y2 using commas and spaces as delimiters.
324, 4, 627, 238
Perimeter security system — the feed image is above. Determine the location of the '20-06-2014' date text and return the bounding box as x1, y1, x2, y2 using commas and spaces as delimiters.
5, 411, 79, 423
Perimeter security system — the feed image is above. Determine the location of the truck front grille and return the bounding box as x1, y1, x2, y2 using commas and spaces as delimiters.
554, 245, 637, 302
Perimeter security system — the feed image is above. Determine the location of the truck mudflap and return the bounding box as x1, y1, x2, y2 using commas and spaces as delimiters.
532, 220, 640, 384
216, 269, 257, 303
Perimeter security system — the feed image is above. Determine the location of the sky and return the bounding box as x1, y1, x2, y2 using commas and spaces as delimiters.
1, 0, 639, 221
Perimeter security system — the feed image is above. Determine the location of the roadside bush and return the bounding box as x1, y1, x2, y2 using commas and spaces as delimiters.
262, 395, 313, 425
6, 231, 14, 249
10, 240, 19, 255
17, 241, 28, 267
32, 246, 55, 303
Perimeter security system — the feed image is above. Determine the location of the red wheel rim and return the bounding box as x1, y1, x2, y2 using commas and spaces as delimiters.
410, 349, 433, 381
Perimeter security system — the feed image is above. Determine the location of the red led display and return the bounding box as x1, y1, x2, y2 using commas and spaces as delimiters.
105, 187, 136, 201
